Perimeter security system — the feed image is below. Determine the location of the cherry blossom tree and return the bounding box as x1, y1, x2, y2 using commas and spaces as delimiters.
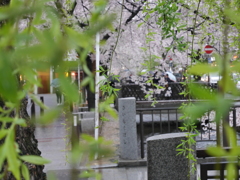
66, 0, 239, 82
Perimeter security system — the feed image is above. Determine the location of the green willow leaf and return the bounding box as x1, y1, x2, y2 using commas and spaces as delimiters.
0, 6, 37, 21
6, 136, 21, 180
188, 63, 218, 75
225, 9, 240, 25
226, 163, 237, 180
58, 77, 79, 103
0, 117, 14, 123
183, 102, 213, 122
206, 146, 226, 157
20, 155, 51, 165
0, 145, 6, 170
224, 125, 237, 148
187, 83, 216, 100
14, 118, 27, 127
0, 55, 18, 103
0, 129, 8, 139
21, 163, 30, 180
36, 108, 61, 125
29, 94, 48, 110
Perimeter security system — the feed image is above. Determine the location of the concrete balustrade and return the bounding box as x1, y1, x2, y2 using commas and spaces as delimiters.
147, 133, 196, 180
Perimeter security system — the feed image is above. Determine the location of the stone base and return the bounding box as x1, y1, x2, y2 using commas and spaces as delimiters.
147, 133, 196, 180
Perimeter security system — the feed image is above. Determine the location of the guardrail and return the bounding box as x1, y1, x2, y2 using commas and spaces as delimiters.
200, 161, 240, 179
71, 110, 95, 143
136, 105, 240, 159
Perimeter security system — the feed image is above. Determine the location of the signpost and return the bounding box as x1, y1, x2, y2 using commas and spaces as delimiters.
204, 45, 214, 54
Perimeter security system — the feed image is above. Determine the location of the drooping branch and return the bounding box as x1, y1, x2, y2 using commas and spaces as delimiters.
109, 0, 125, 74
186, 20, 206, 35
102, 33, 111, 41
80, 0, 90, 26
125, 6, 142, 25
190, 0, 202, 64
118, 0, 148, 25
67, 0, 77, 15
125, 0, 138, 8
179, 2, 235, 26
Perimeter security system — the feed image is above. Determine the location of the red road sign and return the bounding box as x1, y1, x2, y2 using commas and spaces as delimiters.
204, 45, 214, 54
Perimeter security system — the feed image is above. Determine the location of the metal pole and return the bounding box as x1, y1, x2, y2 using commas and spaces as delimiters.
95, 33, 100, 141
71, 113, 79, 180
34, 70, 38, 94
78, 63, 81, 93
50, 66, 53, 94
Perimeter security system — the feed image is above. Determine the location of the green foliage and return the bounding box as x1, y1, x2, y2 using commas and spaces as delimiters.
70, 133, 114, 177
0, 0, 114, 179
188, 63, 218, 76
21, 163, 30, 180
36, 108, 61, 125
100, 116, 110, 122
188, 55, 240, 96
80, 169, 102, 180
141, 0, 240, 179
141, 55, 160, 72
20, 155, 51, 165
142, 0, 187, 53
98, 66, 120, 97
180, 2, 240, 178
177, 104, 199, 178
0, 119, 51, 179
153, 1, 180, 39
206, 126, 240, 179
99, 95, 118, 119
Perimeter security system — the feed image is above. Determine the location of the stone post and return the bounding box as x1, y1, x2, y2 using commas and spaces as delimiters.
118, 97, 138, 160
80, 112, 95, 135
147, 133, 196, 180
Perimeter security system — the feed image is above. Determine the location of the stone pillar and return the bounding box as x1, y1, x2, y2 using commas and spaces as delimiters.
118, 97, 138, 160
147, 133, 196, 180
80, 112, 95, 135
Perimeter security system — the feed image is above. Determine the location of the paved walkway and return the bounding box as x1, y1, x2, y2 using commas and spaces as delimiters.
33, 94, 149, 180
32, 94, 223, 179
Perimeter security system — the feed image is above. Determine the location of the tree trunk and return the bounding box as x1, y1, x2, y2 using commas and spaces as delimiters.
85, 55, 96, 111
18, 98, 46, 179
0, 97, 46, 179
0, 0, 46, 176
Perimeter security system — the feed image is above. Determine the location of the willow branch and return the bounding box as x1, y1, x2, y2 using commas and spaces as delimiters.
109, 0, 125, 74
190, 0, 202, 65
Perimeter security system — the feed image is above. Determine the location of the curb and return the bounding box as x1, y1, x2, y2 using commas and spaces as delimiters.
118, 159, 147, 167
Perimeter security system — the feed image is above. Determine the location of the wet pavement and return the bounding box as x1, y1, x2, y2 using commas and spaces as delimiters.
33, 94, 149, 180
32, 94, 223, 179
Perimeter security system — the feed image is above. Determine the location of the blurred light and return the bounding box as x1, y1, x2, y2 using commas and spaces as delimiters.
233, 55, 238, 60
71, 72, 75, 76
